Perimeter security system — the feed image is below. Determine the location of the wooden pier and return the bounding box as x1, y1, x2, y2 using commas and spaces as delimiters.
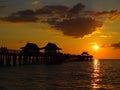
78, 52, 93, 61
0, 43, 94, 66
0, 51, 64, 66
0, 50, 93, 66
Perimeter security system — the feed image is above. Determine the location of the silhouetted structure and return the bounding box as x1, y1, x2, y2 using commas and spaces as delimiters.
0, 42, 64, 66
40, 42, 63, 64
81, 52, 89, 56
0, 47, 8, 54
79, 52, 93, 61
21, 43, 40, 55
0, 43, 93, 66
41, 42, 61, 55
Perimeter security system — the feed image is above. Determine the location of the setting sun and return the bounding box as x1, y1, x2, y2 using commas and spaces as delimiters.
93, 45, 99, 51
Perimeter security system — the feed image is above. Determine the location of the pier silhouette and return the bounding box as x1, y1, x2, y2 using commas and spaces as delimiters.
0, 42, 93, 66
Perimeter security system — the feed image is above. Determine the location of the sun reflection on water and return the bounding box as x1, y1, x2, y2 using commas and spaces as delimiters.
91, 59, 102, 89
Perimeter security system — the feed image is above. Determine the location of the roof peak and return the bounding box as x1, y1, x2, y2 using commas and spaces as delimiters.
42, 42, 61, 50
21, 42, 40, 49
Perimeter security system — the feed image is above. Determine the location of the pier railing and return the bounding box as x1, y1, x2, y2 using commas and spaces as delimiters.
0, 49, 93, 66
0, 49, 64, 66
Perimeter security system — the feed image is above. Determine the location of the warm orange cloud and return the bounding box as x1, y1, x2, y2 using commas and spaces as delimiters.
100, 35, 112, 38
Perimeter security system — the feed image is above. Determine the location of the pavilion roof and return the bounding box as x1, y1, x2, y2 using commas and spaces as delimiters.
21, 43, 40, 50
41, 43, 61, 50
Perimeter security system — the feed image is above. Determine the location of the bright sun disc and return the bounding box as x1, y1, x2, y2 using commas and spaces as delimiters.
93, 45, 99, 50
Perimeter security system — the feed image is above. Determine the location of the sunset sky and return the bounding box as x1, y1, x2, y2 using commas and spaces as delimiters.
1, 0, 120, 59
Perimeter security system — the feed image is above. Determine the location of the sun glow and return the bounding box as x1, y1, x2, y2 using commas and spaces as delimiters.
91, 59, 102, 89
93, 45, 99, 51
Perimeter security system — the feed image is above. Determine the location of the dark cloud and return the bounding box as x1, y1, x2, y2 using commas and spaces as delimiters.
35, 5, 70, 16
94, 10, 120, 21
67, 3, 85, 18
69, 3, 85, 15
1, 9, 38, 22
102, 42, 120, 49
0, 3, 87, 22
94, 10, 118, 16
0, 5, 69, 22
48, 17, 102, 38
2, 15, 38, 22
0, 2, 108, 38
0, 5, 10, 9
15, 10, 36, 16
110, 42, 120, 49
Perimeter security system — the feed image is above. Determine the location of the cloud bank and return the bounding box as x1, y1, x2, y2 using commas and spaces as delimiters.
1, 2, 119, 38
102, 42, 120, 49
110, 42, 120, 49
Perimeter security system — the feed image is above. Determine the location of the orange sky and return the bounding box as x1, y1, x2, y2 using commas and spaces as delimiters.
1, 0, 120, 59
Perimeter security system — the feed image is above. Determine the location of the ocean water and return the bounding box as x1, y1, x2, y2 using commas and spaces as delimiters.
0, 59, 120, 90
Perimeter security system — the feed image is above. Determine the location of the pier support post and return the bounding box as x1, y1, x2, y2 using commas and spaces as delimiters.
13, 55, 17, 66
0, 54, 4, 66
32, 56, 35, 64
6, 55, 11, 66
36, 56, 39, 64
18, 55, 22, 65
23, 56, 28, 65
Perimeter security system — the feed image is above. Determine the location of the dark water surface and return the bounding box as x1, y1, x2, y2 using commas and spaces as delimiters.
0, 59, 120, 90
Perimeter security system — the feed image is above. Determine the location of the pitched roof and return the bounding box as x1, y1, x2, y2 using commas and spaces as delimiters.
42, 43, 61, 50
21, 43, 40, 49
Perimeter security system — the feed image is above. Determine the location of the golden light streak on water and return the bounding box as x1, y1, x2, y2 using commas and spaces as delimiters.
91, 59, 102, 89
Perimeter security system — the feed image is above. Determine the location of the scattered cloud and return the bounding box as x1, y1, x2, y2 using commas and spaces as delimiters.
101, 44, 110, 48
102, 42, 120, 49
100, 35, 112, 38
32, 0, 40, 5
1, 2, 120, 38
89, 42, 98, 45
35, 5, 69, 16
110, 42, 120, 49
94, 10, 120, 21
94, 10, 118, 16
70, 3, 85, 12
0, 10, 38, 22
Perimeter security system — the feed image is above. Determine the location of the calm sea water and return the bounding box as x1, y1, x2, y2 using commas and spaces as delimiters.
0, 59, 120, 90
